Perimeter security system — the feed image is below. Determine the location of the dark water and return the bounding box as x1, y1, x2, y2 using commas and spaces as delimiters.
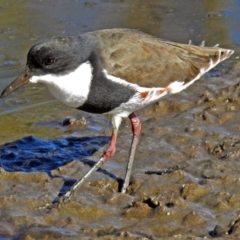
0, 1, 240, 239
0, 135, 109, 172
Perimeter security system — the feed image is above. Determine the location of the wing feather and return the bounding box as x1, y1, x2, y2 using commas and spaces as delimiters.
86, 28, 233, 88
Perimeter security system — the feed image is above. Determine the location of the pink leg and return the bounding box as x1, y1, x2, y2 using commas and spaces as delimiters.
121, 113, 141, 193
102, 129, 117, 161
54, 116, 121, 205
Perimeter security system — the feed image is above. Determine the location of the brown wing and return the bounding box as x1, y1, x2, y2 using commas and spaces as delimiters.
86, 28, 233, 88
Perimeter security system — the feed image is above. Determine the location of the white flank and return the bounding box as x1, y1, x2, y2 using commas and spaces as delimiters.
30, 61, 93, 108
103, 69, 168, 117
109, 88, 168, 118
102, 69, 139, 89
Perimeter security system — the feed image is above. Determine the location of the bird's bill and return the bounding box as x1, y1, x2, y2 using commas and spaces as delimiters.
0, 69, 32, 98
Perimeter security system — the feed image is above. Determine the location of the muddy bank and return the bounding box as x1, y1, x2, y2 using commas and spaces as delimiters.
0, 63, 240, 239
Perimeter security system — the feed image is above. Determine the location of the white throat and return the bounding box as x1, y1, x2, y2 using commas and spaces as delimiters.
30, 61, 93, 108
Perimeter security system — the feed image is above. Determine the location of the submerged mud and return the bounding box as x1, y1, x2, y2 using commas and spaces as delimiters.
0, 63, 240, 239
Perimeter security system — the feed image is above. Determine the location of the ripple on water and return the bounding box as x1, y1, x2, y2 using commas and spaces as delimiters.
0, 60, 19, 67
4, 98, 29, 107
0, 58, 21, 70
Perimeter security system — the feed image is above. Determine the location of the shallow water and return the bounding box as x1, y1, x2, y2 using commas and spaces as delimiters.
0, 1, 240, 239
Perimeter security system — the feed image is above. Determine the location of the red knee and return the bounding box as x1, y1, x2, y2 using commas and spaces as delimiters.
129, 113, 142, 137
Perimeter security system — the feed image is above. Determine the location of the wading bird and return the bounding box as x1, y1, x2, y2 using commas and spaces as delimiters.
1, 28, 234, 204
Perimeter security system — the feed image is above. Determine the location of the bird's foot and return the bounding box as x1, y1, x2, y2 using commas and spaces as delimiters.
41, 191, 74, 213
53, 190, 74, 205
102, 144, 116, 160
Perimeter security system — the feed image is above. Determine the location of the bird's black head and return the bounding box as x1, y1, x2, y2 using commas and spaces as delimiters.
1, 34, 97, 97
27, 35, 96, 76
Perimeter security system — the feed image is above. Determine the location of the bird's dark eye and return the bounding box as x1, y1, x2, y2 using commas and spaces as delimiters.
43, 57, 55, 66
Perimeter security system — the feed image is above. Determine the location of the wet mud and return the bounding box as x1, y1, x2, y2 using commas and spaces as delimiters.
0, 64, 240, 239
1, 0, 240, 239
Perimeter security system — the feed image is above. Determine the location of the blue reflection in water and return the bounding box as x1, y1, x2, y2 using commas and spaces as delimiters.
0, 135, 109, 172
232, 31, 240, 44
